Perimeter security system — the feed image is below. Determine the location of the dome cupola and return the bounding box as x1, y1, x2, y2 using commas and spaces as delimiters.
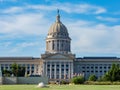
46, 10, 71, 54
48, 10, 70, 39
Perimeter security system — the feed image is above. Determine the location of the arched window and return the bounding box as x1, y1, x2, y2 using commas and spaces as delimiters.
52, 40, 54, 50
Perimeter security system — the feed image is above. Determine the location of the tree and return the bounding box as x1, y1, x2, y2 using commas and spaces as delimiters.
11, 63, 25, 77
71, 76, 85, 84
88, 74, 97, 81
2, 69, 12, 77
11, 63, 19, 76
18, 66, 25, 77
102, 64, 120, 82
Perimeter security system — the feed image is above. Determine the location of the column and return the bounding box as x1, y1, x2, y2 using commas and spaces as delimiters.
98, 65, 100, 78
54, 62, 56, 79
57, 40, 59, 51
3, 64, 5, 70
71, 62, 73, 78
64, 63, 66, 79
59, 40, 61, 51
25, 64, 27, 76
8, 64, 10, 70
93, 64, 95, 74
34, 65, 37, 74
50, 63, 52, 79
45, 62, 47, 76
55, 40, 57, 51
59, 63, 61, 79
30, 64, 32, 75
69, 62, 71, 79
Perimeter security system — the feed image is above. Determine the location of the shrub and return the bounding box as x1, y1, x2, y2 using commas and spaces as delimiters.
71, 76, 85, 84
60, 80, 69, 84
84, 81, 112, 85
88, 74, 97, 81
113, 82, 120, 85
102, 64, 120, 82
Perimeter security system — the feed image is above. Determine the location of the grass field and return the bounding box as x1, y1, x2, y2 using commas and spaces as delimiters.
0, 85, 120, 90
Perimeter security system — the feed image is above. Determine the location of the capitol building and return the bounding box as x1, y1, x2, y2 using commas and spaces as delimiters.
0, 11, 120, 81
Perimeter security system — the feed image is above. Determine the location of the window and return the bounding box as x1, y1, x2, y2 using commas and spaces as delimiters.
91, 67, 93, 69
95, 67, 98, 69
57, 65, 59, 67
82, 67, 85, 69
57, 75, 59, 79
27, 66, 29, 69
52, 65, 54, 67
82, 71, 85, 72
1, 67, 3, 70
47, 65, 50, 67
52, 69, 54, 71
66, 69, 69, 71
91, 71, 93, 73
66, 64, 69, 67
62, 75, 64, 79
52, 40, 54, 50
32, 71, 34, 73
62, 65, 64, 67
32, 64, 34, 69
57, 40, 59, 50
104, 71, 106, 73
5, 67, 8, 69
47, 69, 50, 71
87, 67, 89, 69
52, 75, 54, 79
27, 71, 29, 74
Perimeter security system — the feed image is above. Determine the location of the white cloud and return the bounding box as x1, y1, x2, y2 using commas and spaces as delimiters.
8, 42, 40, 53
0, 13, 49, 35
65, 20, 120, 56
96, 16, 119, 22
0, 3, 106, 14
94, 7, 106, 14
2, 6, 24, 13
0, 42, 12, 47
18, 42, 39, 48
27, 3, 106, 14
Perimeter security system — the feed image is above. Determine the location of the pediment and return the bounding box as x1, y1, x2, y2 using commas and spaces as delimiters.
41, 53, 75, 60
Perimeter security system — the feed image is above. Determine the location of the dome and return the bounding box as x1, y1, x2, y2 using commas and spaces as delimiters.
46, 10, 71, 54
48, 22, 68, 35
48, 10, 69, 38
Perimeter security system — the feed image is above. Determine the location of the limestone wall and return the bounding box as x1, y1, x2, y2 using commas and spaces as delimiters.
2, 76, 48, 84
3, 77, 17, 84
18, 77, 48, 84
0, 77, 2, 85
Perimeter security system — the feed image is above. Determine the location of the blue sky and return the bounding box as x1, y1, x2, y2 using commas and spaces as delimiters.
0, 0, 120, 57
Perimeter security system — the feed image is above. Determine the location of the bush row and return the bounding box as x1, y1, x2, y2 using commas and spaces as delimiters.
84, 81, 120, 85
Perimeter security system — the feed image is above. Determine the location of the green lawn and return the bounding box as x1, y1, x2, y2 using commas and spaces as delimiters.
0, 85, 120, 90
